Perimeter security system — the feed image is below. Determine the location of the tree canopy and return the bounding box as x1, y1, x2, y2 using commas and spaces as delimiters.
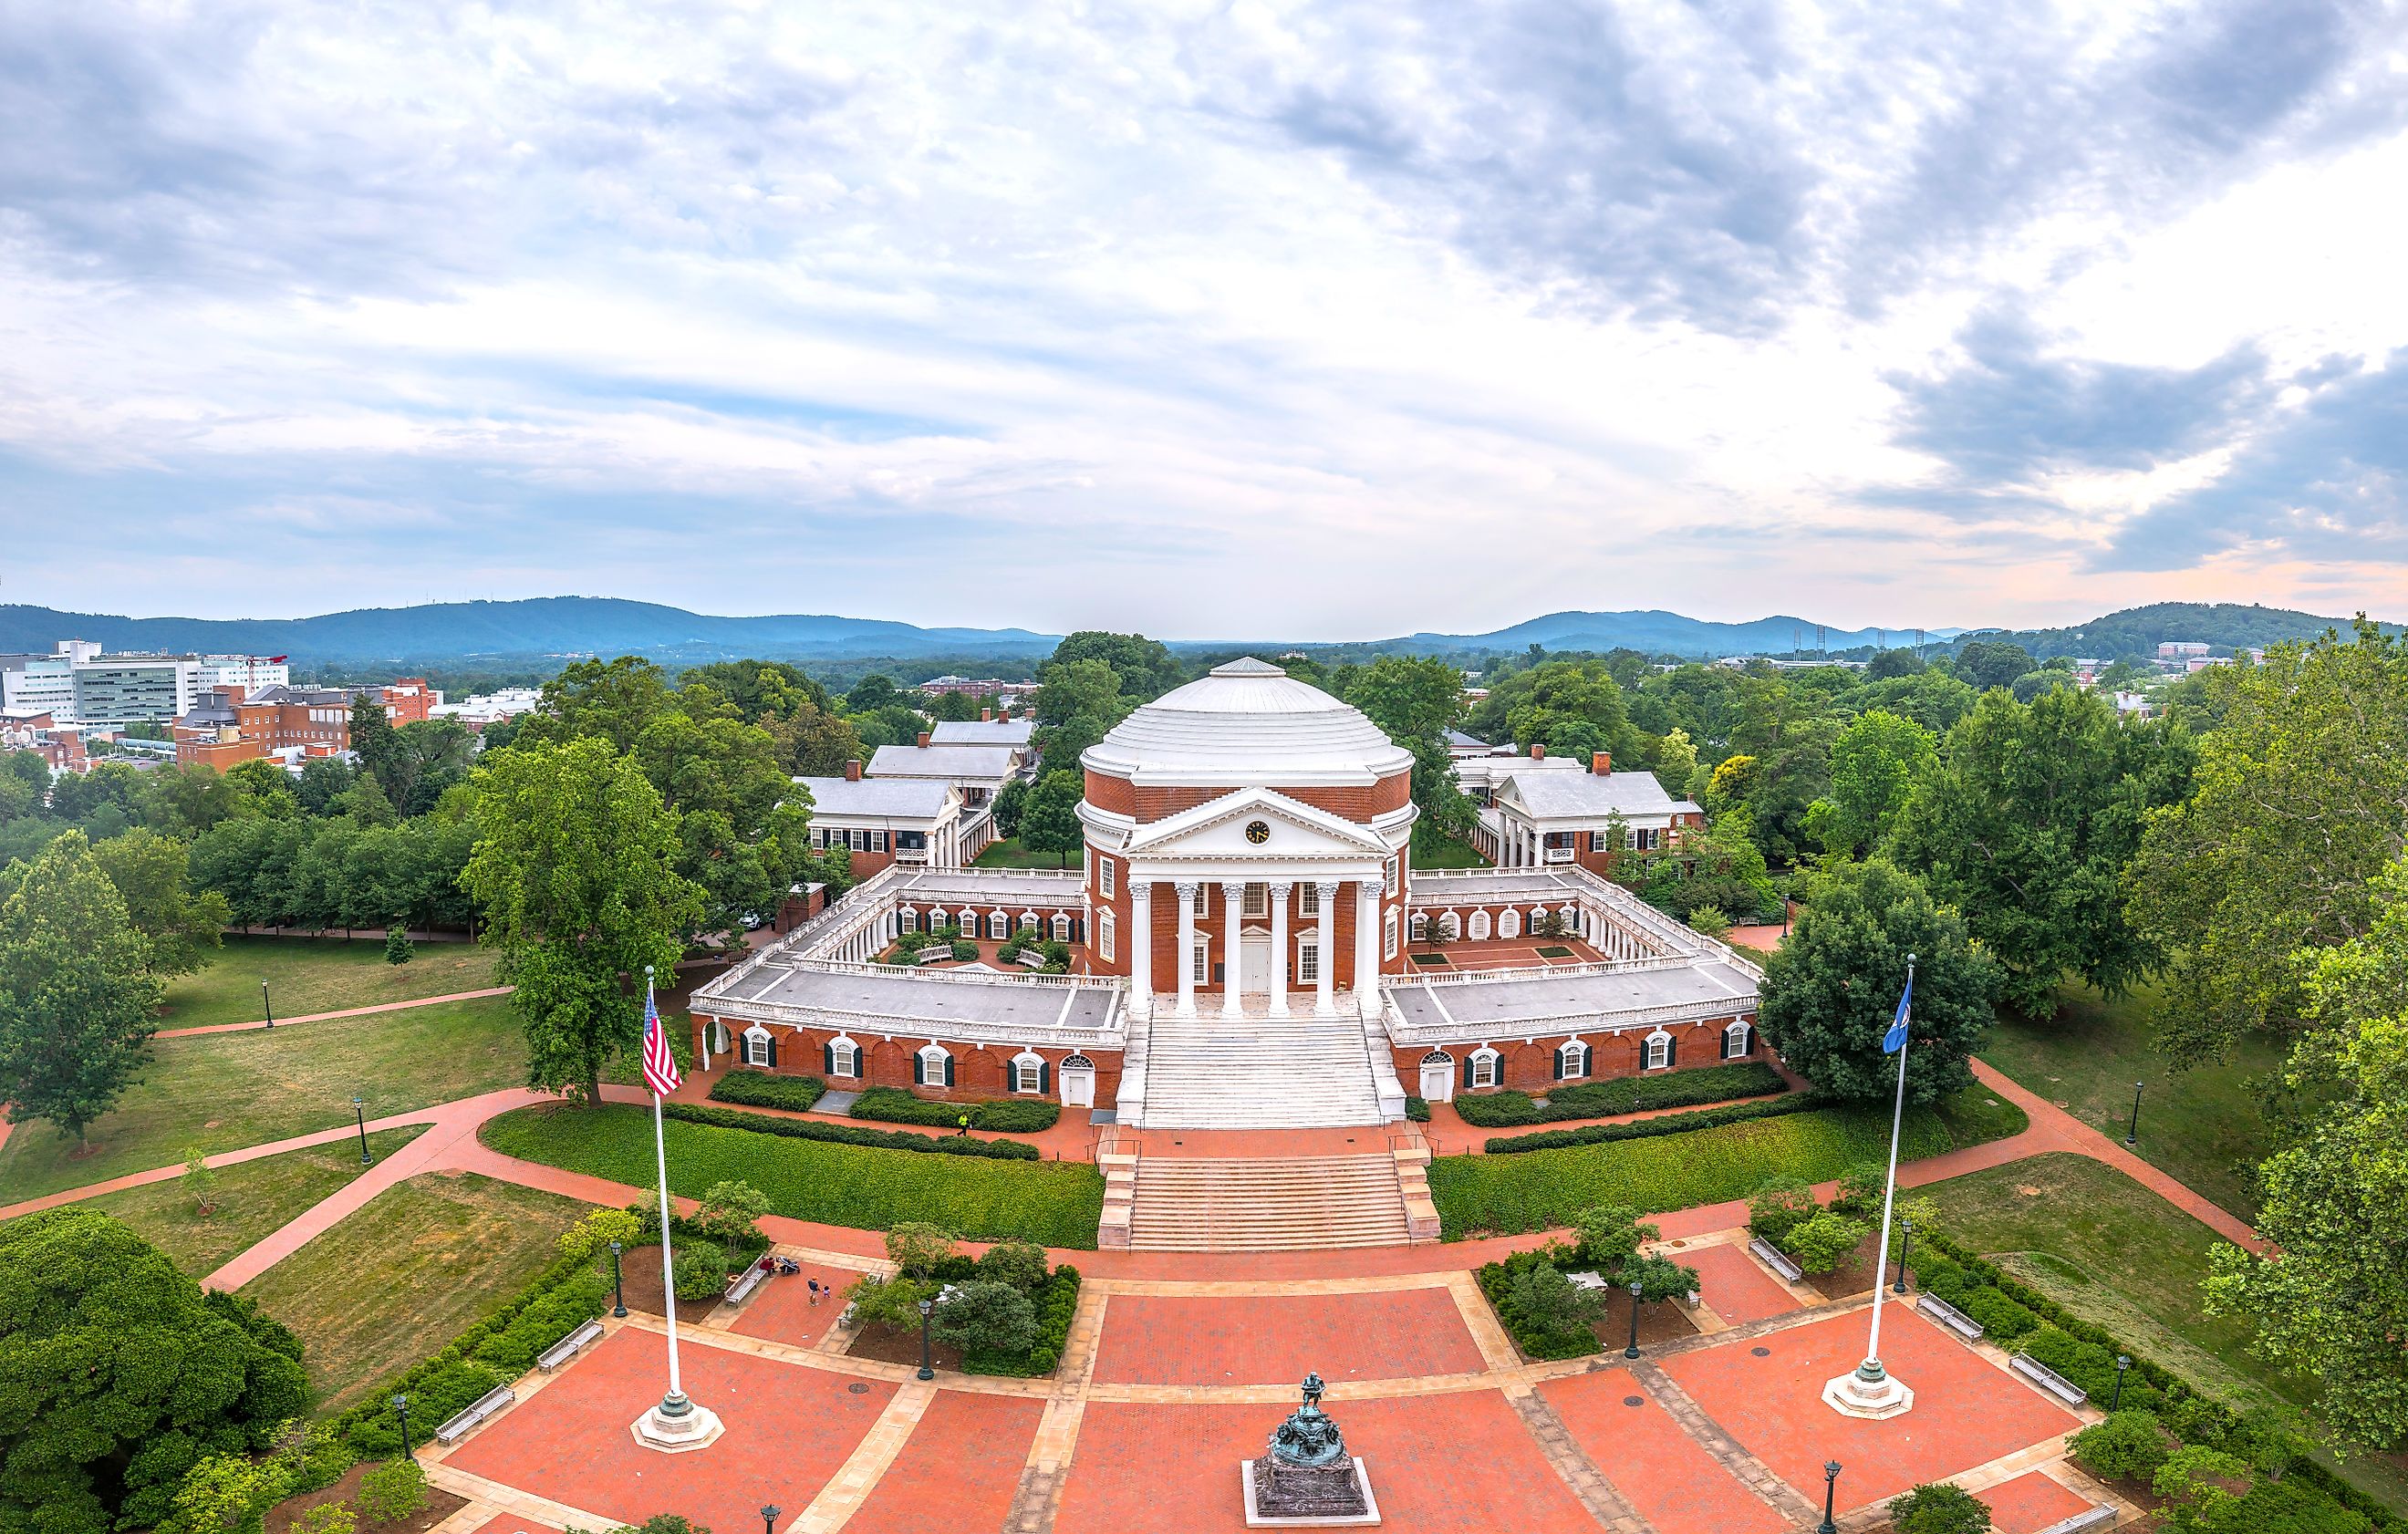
0, 831, 165, 1147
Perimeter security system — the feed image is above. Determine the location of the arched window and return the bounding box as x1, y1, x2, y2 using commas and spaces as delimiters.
987, 910, 1010, 940
1643, 1030, 1675, 1071
898, 907, 919, 935
1052, 912, 1072, 942
825, 1035, 861, 1078
1468, 1047, 1502, 1090
742, 1026, 773, 1068
1411, 912, 1429, 941
915, 1043, 955, 1088
1469, 910, 1492, 941
1438, 912, 1460, 940
1019, 911, 1040, 933
1011, 1050, 1048, 1094
1498, 908, 1521, 939
1723, 1020, 1753, 1060
1555, 1039, 1589, 1080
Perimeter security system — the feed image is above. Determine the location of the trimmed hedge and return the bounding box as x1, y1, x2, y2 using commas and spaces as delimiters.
849, 1086, 1061, 1134
1484, 1091, 1824, 1154
1405, 1096, 1432, 1123
1914, 1227, 2399, 1531
665, 1101, 1039, 1160
483, 1103, 1105, 1249
1476, 1249, 1602, 1361
962, 1264, 1082, 1376
1429, 1101, 1960, 1238
1451, 1062, 1789, 1128
708, 1070, 829, 1113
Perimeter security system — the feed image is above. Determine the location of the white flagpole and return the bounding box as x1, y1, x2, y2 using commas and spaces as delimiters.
646, 966, 688, 1417
1861, 952, 1914, 1376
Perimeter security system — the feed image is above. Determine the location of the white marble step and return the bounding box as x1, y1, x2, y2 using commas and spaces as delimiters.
1135, 1007, 1385, 1129
1126, 1153, 1411, 1250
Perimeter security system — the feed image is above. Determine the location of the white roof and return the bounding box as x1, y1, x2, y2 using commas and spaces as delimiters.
867, 743, 1022, 781
930, 719, 1035, 746
1083, 658, 1415, 787
793, 775, 956, 819
1499, 769, 1700, 822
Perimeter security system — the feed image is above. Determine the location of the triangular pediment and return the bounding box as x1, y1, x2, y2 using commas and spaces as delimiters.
1124, 786, 1390, 859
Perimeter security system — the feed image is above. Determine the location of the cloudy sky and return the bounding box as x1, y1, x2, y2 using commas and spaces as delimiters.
3, 0, 2404, 639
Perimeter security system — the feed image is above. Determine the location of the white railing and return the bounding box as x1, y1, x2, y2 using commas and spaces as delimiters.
788, 957, 1124, 991
709, 993, 1126, 1050
693, 865, 907, 1004
1396, 953, 1692, 985
1381, 990, 1755, 1046
900, 867, 1083, 889
1542, 846, 1575, 864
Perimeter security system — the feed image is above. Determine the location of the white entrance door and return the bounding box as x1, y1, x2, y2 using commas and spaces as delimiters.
1239, 932, 1271, 998
1060, 1062, 1095, 1108
1419, 1057, 1455, 1103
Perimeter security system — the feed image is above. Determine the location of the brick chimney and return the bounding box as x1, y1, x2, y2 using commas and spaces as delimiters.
1592, 751, 1611, 775
1530, 743, 1545, 761
845, 759, 862, 782
981, 707, 993, 722
916, 731, 932, 749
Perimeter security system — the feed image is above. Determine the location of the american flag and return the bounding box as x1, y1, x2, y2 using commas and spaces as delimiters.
640, 986, 681, 1098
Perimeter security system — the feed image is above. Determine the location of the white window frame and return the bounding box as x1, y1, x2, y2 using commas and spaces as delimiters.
1469, 1048, 1501, 1089
987, 910, 1009, 940
1384, 857, 1398, 896
1019, 911, 1040, 933
898, 907, 919, 934
1299, 883, 1320, 917
830, 1036, 861, 1078
1098, 856, 1116, 899
1644, 1030, 1673, 1070
1438, 911, 1460, 941
1498, 908, 1521, 939
1011, 1051, 1045, 1094
1297, 935, 1320, 983
1558, 1039, 1589, 1079
917, 1042, 951, 1082
742, 1026, 772, 1068
1383, 908, 1398, 959
1098, 909, 1116, 962
1052, 913, 1072, 942
1724, 1020, 1753, 1059
1243, 883, 1268, 918
1192, 936, 1211, 982
1469, 910, 1492, 941
1411, 911, 1429, 942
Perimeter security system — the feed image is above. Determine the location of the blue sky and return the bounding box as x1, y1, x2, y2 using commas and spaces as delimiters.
2, 0, 2403, 638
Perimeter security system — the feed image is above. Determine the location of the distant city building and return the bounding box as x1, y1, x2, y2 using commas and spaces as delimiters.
431, 686, 543, 730
0, 640, 202, 731
171, 677, 439, 768
2157, 640, 2212, 658
916, 675, 1022, 699
195, 655, 291, 691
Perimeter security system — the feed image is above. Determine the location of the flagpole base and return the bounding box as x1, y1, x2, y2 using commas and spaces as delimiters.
631, 1399, 723, 1454
1822, 1365, 1914, 1420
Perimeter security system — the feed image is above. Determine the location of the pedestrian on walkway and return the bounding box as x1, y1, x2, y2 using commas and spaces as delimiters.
807, 1278, 822, 1306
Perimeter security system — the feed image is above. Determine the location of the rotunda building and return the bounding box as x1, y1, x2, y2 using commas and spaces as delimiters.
1078, 658, 1417, 1021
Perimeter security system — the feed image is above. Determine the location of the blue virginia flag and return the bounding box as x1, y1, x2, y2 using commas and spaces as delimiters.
1884, 970, 1913, 1053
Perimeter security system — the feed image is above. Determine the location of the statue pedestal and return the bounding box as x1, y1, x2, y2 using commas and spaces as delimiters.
1240, 1456, 1381, 1527
630, 1401, 724, 1453
1822, 1367, 1914, 1420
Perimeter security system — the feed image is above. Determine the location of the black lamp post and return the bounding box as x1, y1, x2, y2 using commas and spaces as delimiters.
918, 1297, 936, 1381
761, 1505, 781, 1534
1893, 1218, 1914, 1295
609, 1239, 628, 1318
1624, 1279, 1643, 1360
2111, 1354, 2131, 1412
1818, 1461, 1841, 1534
262, 979, 274, 1029
353, 1096, 372, 1165
392, 1394, 411, 1459
2125, 1081, 2144, 1145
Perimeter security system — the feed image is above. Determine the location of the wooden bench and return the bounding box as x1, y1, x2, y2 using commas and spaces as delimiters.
536, 1318, 605, 1371
434, 1384, 515, 1445
1915, 1294, 1985, 1342
724, 1263, 770, 1305
2032, 1508, 2116, 1534
2010, 1353, 2089, 1406
1749, 1238, 1803, 1283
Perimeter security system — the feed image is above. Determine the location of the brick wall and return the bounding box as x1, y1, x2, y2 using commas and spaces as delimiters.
1389, 1011, 1753, 1097
1081, 769, 1412, 824
693, 1012, 1122, 1105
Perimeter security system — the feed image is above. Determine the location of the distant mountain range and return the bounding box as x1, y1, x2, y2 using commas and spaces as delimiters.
0, 596, 2379, 671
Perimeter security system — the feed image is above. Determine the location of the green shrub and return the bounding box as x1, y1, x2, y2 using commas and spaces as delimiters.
1781, 1211, 1868, 1275
671, 1239, 728, 1301
1432, 1102, 1962, 1238
2015, 1327, 2163, 1414
1748, 1176, 1820, 1240
669, 1100, 1042, 1159
1885, 1482, 1990, 1534
706, 1071, 828, 1113
383, 927, 413, 966
2071, 1411, 2173, 1481
963, 1265, 1082, 1377
355, 1460, 428, 1523
1451, 1090, 1547, 1127
1404, 1095, 1431, 1122
844, 1273, 936, 1332
1485, 1090, 1821, 1153
975, 1239, 1051, 1293
932, 1280, 1038, 1356
468, 1269, 610, 1373
849, 1086, 1061, 1134
886, 1221, 960, 1277
1476, 1249, 1602, 1361
1958, 1287, 2039, 1341
1572, 1205, 1656, 1270
950, 939, 978, 960
482, 1104, 1104, 1247
1686, 906, 1732, 939
1626, 1251, 1700, 1303
694, 1180, 771, 1249
1452, 1062, 1788, 1128
292, 1503, 356, 1534
1831, 1161, 1886, 1216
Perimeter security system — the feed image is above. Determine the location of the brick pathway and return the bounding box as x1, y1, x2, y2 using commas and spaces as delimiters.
1089, 1288, 1485, 1386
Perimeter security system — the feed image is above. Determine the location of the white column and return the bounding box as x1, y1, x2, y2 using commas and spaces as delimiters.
1354, 879, 1382, 1020
1268, 881, 1291, 1017
1314, 880, 1338, 1016
1175, 880, 1199, 1017
1220, 881, 1246, 1017
1130, 879, 1154, 1019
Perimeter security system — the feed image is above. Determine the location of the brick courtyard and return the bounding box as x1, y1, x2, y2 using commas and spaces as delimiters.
423, 1230, 2125, 1534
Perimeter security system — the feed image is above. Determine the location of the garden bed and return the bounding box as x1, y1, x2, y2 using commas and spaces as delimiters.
607, 1242, 732, 1326
265, 1460, 466, 1534
847, 1323, 964, 1373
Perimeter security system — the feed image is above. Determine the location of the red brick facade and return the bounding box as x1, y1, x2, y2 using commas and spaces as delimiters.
1387, 1011, 1755, 1097
1080, 769, 1413, 824
1083, 857, 1408, 991
690, 1014, 1122, 1105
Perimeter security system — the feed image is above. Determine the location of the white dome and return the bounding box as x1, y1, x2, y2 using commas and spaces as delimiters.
1083, 658, 1416, 786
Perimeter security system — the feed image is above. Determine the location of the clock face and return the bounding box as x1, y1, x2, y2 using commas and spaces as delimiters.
1245, 820, 1271, 845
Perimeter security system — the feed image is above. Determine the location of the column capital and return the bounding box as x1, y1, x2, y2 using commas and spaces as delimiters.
1173, 879, 1199, 899
1314, 878, 1341, 898
1268, 880, 1292, 904
1219, 878, 1245, 893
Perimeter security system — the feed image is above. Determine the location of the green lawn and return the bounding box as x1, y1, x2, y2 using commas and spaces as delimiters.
971, 836, 1079, 869
74, 1126, 426, 1277
481, 1101, 1105, 1248
0, 995, 526, 1204
1982, 979, 2284, 1219
237, 1170, 592, 1415
1410, 828, 1489, 869
161, 935, 503, 1030
1918, 1152, 2408, 1517
1427, 1087, 2026, 1239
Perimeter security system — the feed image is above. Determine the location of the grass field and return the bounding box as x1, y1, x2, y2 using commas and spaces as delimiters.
970, 836, 1079, 869
0, 995, 525, 1204
481, 1101, 1106, 1248
161, 935, 503, 1030
1427, 1086, 2026, 1238
237, 1170, 591, 1415
1409, 829, 1489, 869
1982, 979, 2284, 1219
76, 1126, 426, 1276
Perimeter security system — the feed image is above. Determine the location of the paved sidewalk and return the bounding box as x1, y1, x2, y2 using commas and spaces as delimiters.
156, 985, 514, 1039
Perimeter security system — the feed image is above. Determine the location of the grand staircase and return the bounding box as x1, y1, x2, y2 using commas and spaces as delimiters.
1125, 998, 1388, 1129
1123, 1153, 1412, 1250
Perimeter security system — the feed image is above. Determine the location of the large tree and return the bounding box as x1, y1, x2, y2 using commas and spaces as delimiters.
462, 739, 701, 1103
2203, 854, 2408, 1449
1757, 858, 2001, 1103
0, 831, 165, 1148
1345, 656, 1477, 844
1893, 687, 2192, 1016
1805, 710, 1935, 859
511, 656, 678, 753
1019, 771, 1085, 867
1043, 631, 1184, 701
2126, 622, 2408, 1062
0, 1208, 309, 1534
90, 827, 232, 977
